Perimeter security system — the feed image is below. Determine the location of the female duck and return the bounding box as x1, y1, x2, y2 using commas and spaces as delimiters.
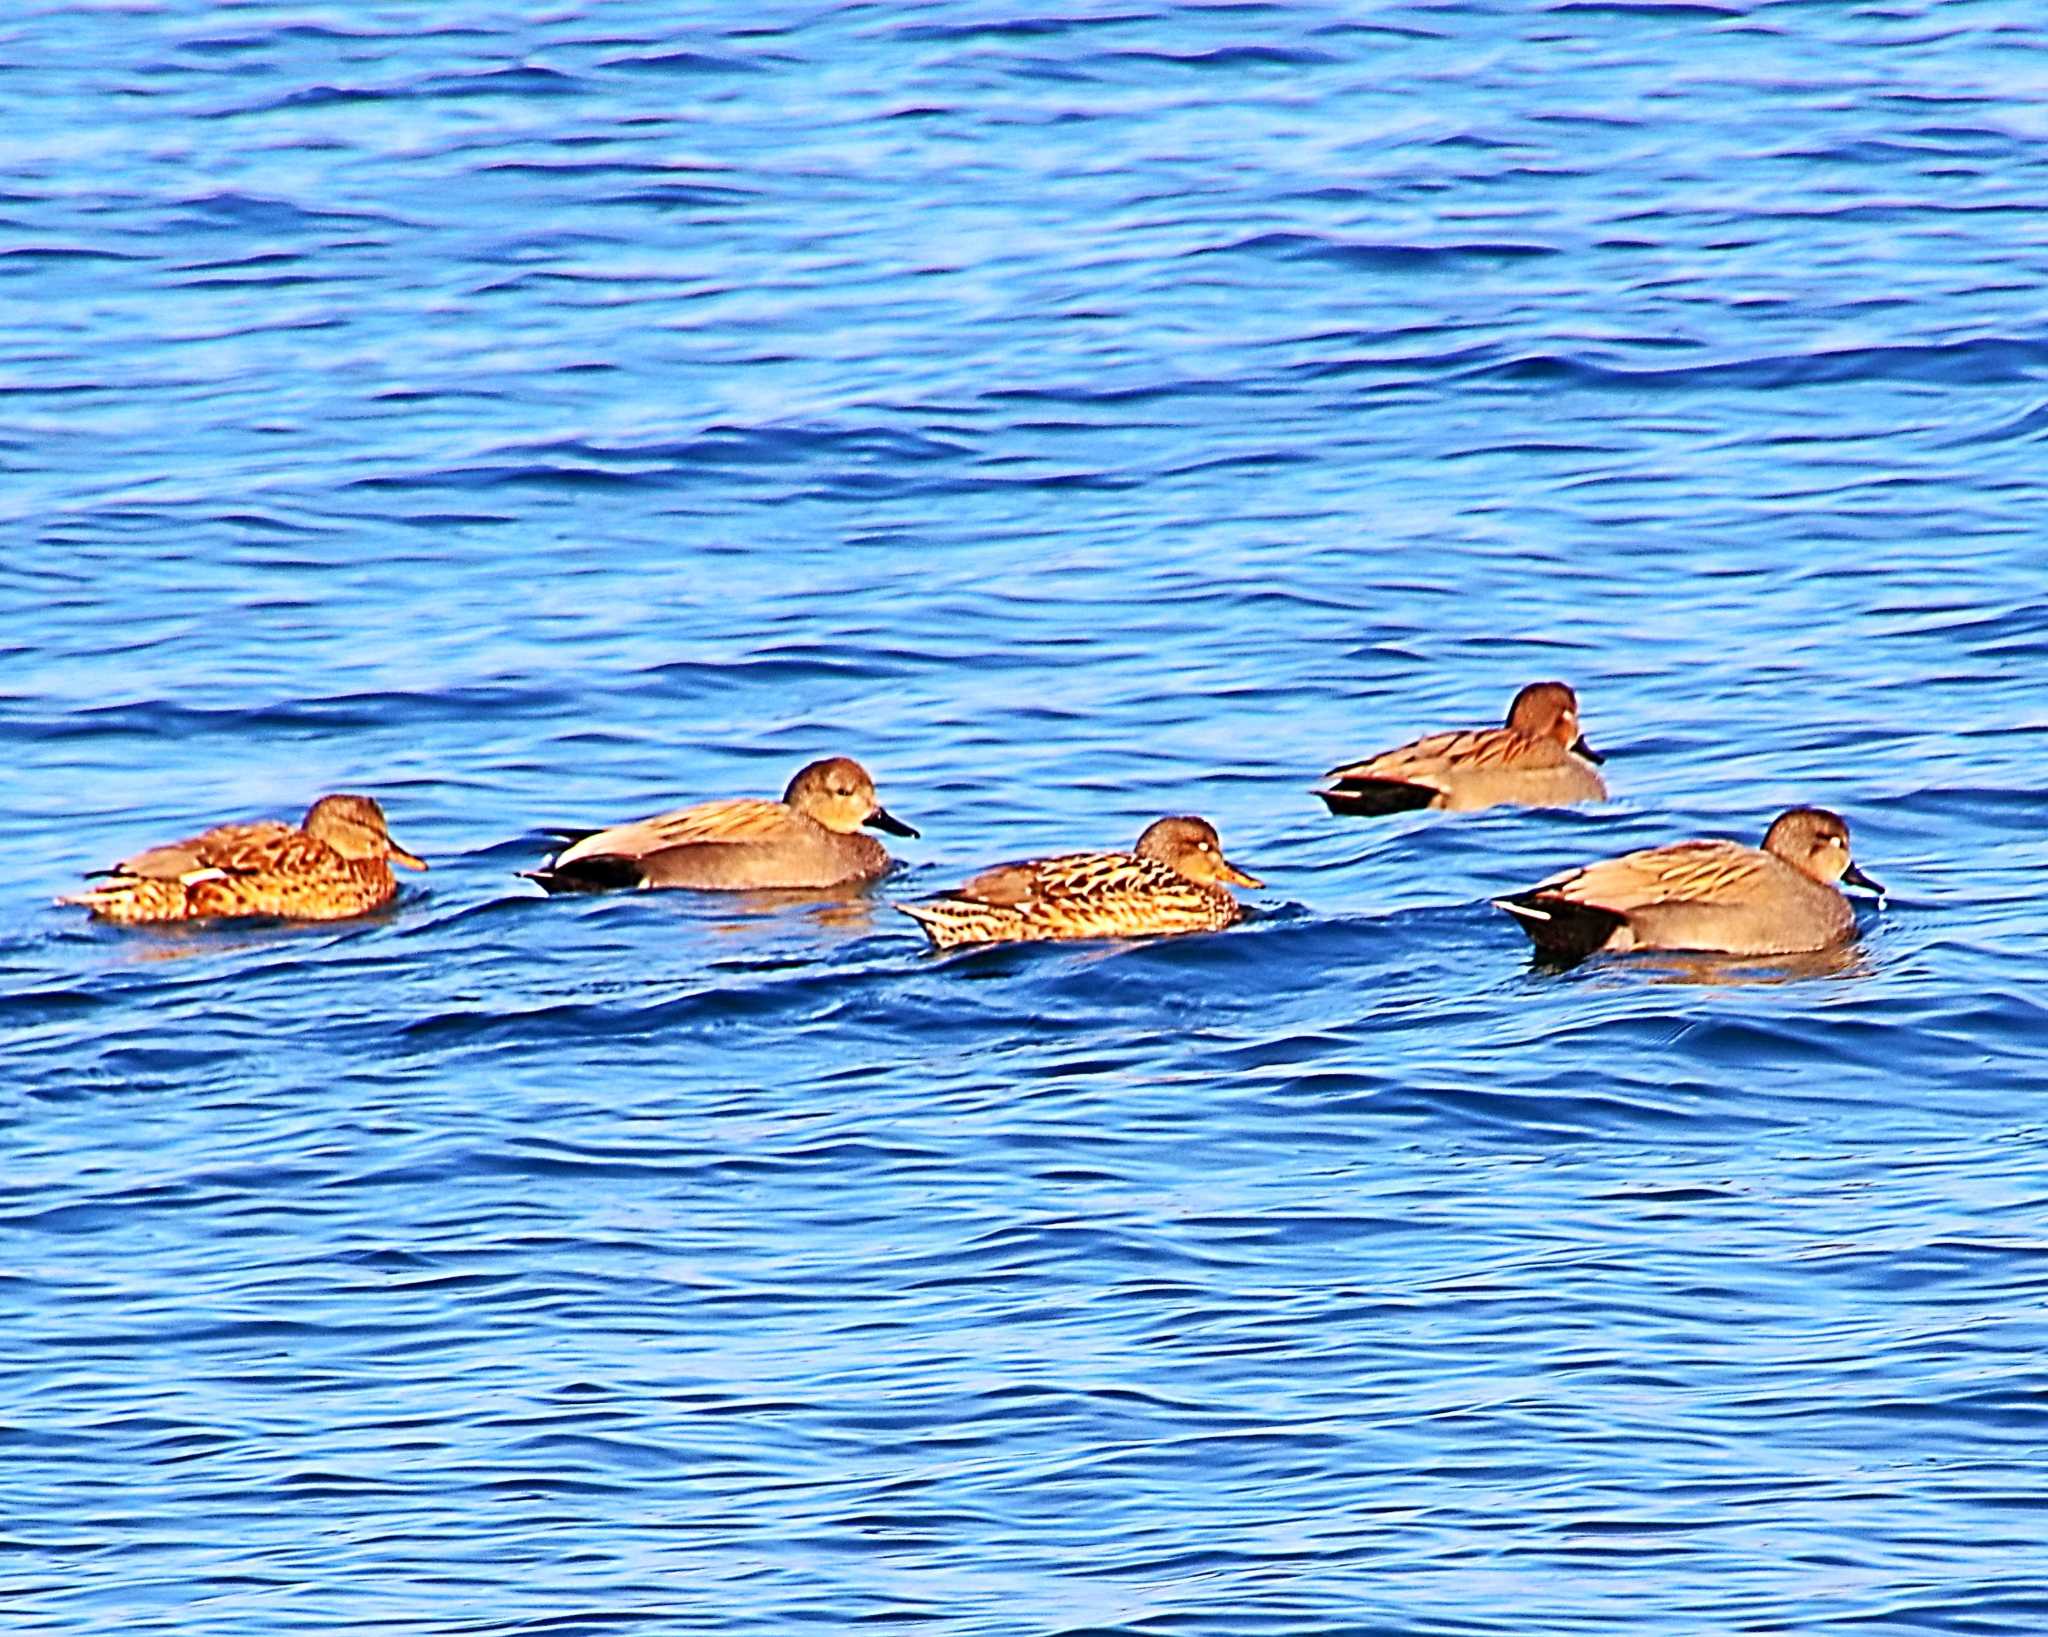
1495, 806, 1882, 962
525, 755, 916, 893
1319, 681, 1606, 815
898, 816, 1261, 948
63, 794, 426, 924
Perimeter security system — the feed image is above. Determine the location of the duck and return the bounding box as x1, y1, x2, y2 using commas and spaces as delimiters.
897, 816, 1261, 948
1318, 681, 1607, 815
61, 794, 427, 924
523, 756, 916, 893
1494, 806, 1882, 962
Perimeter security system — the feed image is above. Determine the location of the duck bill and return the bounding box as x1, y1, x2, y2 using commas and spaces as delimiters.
866, 807, 919, 839
1571, 735, 1606, 766
1842, 861, 1883, 895
389, 843, 429, 871
1217, 859, 1264, 890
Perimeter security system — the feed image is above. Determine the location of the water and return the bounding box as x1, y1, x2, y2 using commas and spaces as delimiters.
6, 1, 2048, 1630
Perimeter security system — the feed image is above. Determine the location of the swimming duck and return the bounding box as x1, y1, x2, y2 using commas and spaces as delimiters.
897, 815, 1261, 948
1318, 681, 1607, 815
524, 755, 916, 893
62, 794, 427, 924
1495, 806, 1882, 962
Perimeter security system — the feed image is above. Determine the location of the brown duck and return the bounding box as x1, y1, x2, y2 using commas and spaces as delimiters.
1319, 681, 1607, 816
1495, 806, 1882, 962
897, 816, 1262, 948
524, 755, 916, 893
62, 794, 427, 924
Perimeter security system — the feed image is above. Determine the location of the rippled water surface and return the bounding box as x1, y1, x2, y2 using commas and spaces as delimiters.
7, 1, 2048, 1631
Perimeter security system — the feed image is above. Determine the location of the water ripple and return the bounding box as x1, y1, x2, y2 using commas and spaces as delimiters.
6, 0, 2048, 1631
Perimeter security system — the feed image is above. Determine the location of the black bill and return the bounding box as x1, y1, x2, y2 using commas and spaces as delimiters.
1843, 861, 1884, 895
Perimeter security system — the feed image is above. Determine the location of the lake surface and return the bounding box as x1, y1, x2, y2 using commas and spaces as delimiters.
6, 1, 2048, 1631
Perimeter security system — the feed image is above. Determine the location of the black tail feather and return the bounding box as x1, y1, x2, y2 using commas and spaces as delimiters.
1317, 778, 1438, 817
521, 853, 649, 894
1494, 892, 1626, 967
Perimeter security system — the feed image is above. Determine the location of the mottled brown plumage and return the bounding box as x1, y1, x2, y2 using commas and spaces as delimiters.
62, 794, 427, 924
1319, 681, 1607, 815
524, 756, 916, 893
1496, 806, 1883, 962
897, 816, 1262, 948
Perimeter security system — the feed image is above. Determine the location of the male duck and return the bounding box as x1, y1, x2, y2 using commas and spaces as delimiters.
1495, 806, 1882, 962
524, 755, 916, 893
1319, 681, 1607, 816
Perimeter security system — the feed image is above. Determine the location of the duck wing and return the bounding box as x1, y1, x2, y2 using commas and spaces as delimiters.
1533, 840, 1765, 912
1329, 726, 1561, 785
552, 798, 800, 867
1321, 728, 1510, 812
949, 850, 1176, 907
102, 820, 305, 882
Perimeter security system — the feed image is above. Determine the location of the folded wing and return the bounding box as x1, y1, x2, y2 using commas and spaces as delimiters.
106, 820, 305, 882
553, 798, 799, 867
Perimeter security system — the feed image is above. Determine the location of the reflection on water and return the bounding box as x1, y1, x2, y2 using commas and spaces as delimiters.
1577, 943, 1877, 988
66, 907, 399, 966
704, 889, 887, 934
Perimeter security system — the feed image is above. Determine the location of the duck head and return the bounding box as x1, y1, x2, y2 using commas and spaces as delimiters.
1135, 815, 1262, 889
1507, 680, 1603, 765
1763, 806, 1881, 894
304, 794, 427, 870
784, 757, 918, 839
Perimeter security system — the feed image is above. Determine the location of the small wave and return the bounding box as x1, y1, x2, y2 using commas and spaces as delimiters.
896, 15, 1155, 44
1465, 335, 2048, 392
171, 190, 397, 231
350, 424, 971, 494
232, 64, 583, 116
1107, 44, 1342, 68
598, 49, 770, 75
180, 22, 383, 54
0, 245, 142, 266
1944, 399, 2048, 448
1547, 0, 1742, 16
4, 683, 572, 741
0, 985, 106, 1026
1195, 230, 1560, 269
595, 183, 758, 209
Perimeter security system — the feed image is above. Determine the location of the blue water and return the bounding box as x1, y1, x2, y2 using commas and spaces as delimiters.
6, 1, 2048, 1630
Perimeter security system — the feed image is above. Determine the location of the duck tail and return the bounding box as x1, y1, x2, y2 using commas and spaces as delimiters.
1316, 777, 1438, 817
57, 876, 182, 922
894, 899, 976, 950
521, 853, 648, 894
1492, 892, 1623, 966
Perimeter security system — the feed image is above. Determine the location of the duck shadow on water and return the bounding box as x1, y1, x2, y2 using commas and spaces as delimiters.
510, 871, 893, 944
1526, 942, 1876, 987
697, 887, 886, 937
54, 891, 418, 965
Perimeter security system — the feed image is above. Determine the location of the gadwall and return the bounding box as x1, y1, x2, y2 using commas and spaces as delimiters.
897, 816, 1262, 948
1319, 681, 1607, 815
523, 756, 916, 893
61, 794, 427, 924
1495, 806, 1882, 962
